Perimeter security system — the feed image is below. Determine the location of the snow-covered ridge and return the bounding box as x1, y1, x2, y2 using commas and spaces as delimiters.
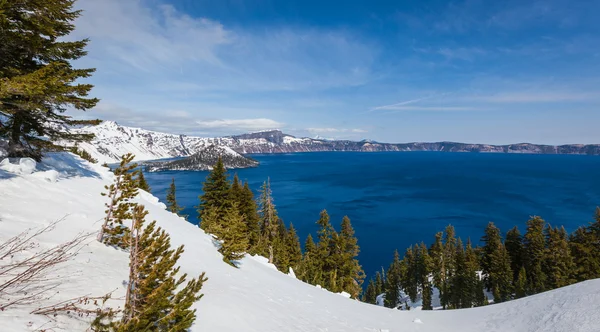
75, 121, 600, 164
1, 153, 600, 331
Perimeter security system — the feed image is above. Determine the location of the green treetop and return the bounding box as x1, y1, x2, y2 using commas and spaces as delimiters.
0, 0, 100, 160
166, 178, 185, 216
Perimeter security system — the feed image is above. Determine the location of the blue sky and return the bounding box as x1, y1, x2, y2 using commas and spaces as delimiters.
71, 0, 600, 144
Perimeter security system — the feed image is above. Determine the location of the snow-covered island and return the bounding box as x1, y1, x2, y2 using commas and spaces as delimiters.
145, 145, 259, 172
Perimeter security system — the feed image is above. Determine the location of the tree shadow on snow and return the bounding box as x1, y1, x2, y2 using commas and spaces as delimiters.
38, 153, 102, 179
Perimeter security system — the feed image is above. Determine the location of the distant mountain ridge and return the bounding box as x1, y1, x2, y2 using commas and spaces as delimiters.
75, 121, 600, 163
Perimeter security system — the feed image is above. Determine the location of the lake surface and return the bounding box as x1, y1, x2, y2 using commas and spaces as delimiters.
144, 152, 600, 277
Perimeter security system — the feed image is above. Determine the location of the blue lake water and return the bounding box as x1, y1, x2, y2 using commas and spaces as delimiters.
144, 152, 600, 277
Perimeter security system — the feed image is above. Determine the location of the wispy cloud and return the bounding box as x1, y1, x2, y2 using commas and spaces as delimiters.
462, 91, 598, 103
370, 96, 434, 111
196, 118, 283, 131
72, 0, 378, 93
306, 128, 368, 134
377, 106, 478, 112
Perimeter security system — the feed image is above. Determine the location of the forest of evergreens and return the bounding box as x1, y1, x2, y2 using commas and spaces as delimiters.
188, 157, 600, 308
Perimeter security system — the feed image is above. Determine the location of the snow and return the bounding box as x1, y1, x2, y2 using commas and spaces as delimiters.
1, 152, 600, 331
0, 158, 37, 175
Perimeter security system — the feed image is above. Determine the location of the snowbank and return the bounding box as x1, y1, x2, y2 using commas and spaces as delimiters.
1, 153, 599, 331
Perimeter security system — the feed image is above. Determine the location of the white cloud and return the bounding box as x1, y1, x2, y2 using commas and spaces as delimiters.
71, 0, 378, 93
306, 128, 367, 133
463, 92, 598, 103
196, 118, 283, 131
375, 106, 478, 111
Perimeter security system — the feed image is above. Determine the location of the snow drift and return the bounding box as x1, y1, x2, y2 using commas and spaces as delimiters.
0, 153, 599, 331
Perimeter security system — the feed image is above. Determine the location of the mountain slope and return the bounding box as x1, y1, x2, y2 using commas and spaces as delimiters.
146, 145, 259, 171
1, 153, 599, 331
75, 121, 600, 163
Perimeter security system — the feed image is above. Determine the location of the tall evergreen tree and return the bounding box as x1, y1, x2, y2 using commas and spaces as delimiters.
488, 243, 513, 303
198, 157, 231, 226
449, 238, 467, 309
514, 267, 527, 299
523, 216, 547, 294
570, 208, 600, 281
402, 245, 420, 304
218, 203, 249, 265
166, 178, 184, 216
240, 181, 261, 251
272, 218, 291, 272
384, 250, 403, 309
418, 243, 433, 310
570, 226, 600, 281
374, 270, 385, 299
505, 226, 525, 282
336, 216, 365, 298
299, 234, 321, 285
429, 232, 446, 307
0, 0, 100, 160
314, 210, 339, 291
543, 226, 574, 289
99, 153, 138, 247
135, 169, 151, 192
258, 178, 279, 263
481, 222, 502, 291
465, 240, 484, 307
286, 223, 303, 272
115, 204, 207, 331
441, 225, 457, 309
364, 277, 378, 304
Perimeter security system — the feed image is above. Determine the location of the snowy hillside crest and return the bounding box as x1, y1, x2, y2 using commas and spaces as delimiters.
1, 153, 600, 331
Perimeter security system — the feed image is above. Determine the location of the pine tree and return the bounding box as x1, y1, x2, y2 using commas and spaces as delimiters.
514, 267, 527, 299
462, 239, 481, 308
315, 210, 338, 291
543, 226, 574, 289
570, 208, 600, 281
166, 178, 184, 216
402, 245, 419, 304
240, 182, 261, 252
570, 226, 600, 281
286, 223, 303, 272
418, 243, 433, 310
374, 270, 384, 299
441, 225, 457, 309
99, 154, 138, 248
488, 243, 513, 303
429, 232, 446, 307
272, 218, 291, 272
481, 222, 502, 291
384, 250, 403, 308
218, 203, 249, 265
135, 169, 151, 192
336, 216, 365, 298
523, 216, 547, 294
229, 173, 243, 202
198, 157, 231, 226
0, 0, 99, 160
364, 277, 378, 304
299, 234, 321, 285
505, 226, 525, 282
116, 204, 207, 331
258, 179, 279, 263
449, 238, 466, 308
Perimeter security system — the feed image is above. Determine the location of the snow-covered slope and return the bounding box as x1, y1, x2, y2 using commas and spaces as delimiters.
1, 153, 600, 331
